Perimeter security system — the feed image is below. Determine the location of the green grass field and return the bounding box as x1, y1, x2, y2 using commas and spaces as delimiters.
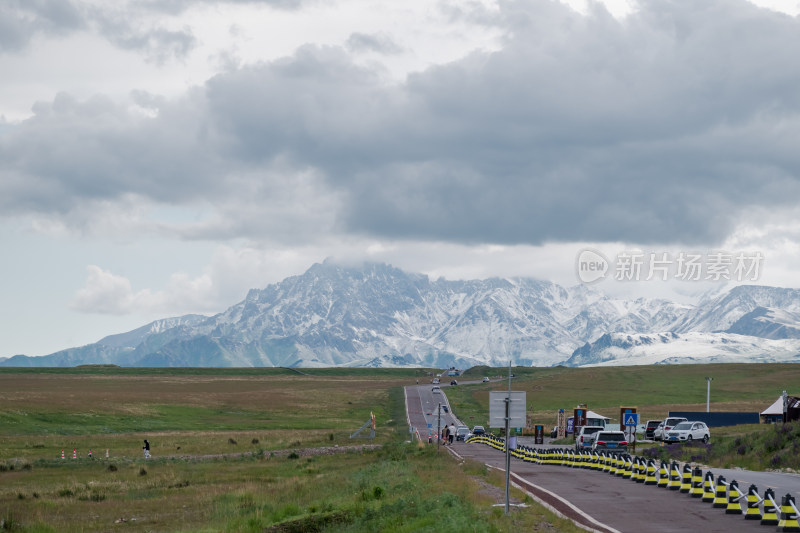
455, 363, 800, 426
0, 367, 581, 532
1, 363, 798, 532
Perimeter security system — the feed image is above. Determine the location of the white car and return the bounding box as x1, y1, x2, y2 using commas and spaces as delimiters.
482, 377, 490, 382
575, 425, 604, 450
665, 421, 710, 443
654, 417, 687, 441
432, 386, 442, 394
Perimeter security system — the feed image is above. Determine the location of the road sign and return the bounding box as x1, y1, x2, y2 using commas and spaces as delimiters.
489, 391, 526, 428
624, 413, 639, 427
427, 423, 432, 428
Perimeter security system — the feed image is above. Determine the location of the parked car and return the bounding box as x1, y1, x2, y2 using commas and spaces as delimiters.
665, 421, 710, 443
592, 431, 628, 452
450, 380, 458, 386
442, 405, 449, 413
482, 377, 490, 382
655, 417, 688, 441
550, 426, 558, 438
644, 419, 661, 440
575, 425, 605, 450
432, 378, 440, 384
455, 425, 470, 441
652, 422, 665, 441
432, 386, 442, 394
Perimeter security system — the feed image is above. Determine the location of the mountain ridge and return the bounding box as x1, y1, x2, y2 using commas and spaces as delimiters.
2, 262, 799, 368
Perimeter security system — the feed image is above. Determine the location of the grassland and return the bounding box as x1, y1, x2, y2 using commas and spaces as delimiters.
455, 363, 800, 427
0, 367, 581, 532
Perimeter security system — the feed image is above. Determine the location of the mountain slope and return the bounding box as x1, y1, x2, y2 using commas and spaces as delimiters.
3, 262, 799, 368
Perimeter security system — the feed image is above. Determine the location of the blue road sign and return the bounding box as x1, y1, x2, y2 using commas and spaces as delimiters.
624, 413, 639, 426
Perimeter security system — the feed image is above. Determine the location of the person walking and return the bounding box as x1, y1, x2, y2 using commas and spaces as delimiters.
143, 439, 150, 459
448, 424, 455, 444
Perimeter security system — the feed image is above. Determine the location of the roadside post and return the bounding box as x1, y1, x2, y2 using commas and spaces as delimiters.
489, 386, 526, 515
535, 424, 544, 445
620, 407, 638, 452
573, 406, 587, 442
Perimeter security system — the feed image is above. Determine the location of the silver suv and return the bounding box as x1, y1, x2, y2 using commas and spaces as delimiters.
575, 425, 604, 450
655, 417, 687, 441
591, 431, 628, 452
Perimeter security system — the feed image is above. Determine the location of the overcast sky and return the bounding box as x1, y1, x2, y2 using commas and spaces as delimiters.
2, 0, 800, 358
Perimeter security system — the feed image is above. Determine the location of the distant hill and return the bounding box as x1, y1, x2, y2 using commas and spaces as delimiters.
3, 261, 799, 368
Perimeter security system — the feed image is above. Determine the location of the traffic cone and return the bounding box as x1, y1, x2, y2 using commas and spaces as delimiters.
690, 467, 704, 498
61, 450, 65, 459
657, 460, 669, 488
667, 462, 681, 490
725, 479, 743, 514
644, 459, 658, 485
712, 475, 727, 508
72, 449, 77, 459
679, 463, 692, 493
743, 484, 762, 520
763, 488, 780, 526
634, 457, 646, 483
701, 471, 715, 503
778, 493, 800, 532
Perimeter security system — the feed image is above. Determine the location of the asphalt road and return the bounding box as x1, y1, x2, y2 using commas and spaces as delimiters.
405, 384, 800, 532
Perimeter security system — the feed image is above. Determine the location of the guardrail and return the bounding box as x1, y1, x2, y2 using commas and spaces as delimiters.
463, 434, 800, 530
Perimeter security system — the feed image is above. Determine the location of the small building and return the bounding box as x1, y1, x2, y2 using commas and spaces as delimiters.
761, 395, 800, 424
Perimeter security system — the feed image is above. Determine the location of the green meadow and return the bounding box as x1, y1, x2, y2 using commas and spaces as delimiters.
0, 367, 581, 532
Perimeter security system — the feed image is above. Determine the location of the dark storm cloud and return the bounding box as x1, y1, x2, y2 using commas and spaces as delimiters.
3, 0, 800, 247
0, 0, 84, 52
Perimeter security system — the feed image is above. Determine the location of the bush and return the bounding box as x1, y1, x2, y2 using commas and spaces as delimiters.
139, 467, 147, 476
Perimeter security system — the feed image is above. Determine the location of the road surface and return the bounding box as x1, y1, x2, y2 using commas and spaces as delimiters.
405, 384, 800, 532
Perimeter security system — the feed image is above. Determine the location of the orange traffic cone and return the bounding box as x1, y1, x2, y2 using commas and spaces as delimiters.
61, 450, 65, 459
72, 449, 77, 459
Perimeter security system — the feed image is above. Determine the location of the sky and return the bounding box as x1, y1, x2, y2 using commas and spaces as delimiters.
2, 0, 800, 359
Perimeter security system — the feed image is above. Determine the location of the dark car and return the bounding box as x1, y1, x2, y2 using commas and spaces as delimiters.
450, 380, 458, 386
644, 419, 661, 440
442, 405, 449, 413
455, 426, 470, 441
550, 426, 558, 438
471, 425, 485, 436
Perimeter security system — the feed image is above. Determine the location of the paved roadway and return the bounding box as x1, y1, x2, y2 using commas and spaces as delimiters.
405, 384, 800, 532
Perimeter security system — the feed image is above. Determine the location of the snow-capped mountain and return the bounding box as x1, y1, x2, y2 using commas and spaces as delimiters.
2, 261, 799, 368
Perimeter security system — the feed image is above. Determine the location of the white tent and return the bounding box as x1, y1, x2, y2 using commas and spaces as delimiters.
761, 397, 784, 416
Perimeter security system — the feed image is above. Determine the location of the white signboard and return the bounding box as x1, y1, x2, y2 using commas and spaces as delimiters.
489, 391, 527, 428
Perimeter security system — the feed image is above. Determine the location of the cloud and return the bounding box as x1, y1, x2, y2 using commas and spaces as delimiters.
0, 0, 84, 52
345, 32, 404, 55
3, 0, 800, 251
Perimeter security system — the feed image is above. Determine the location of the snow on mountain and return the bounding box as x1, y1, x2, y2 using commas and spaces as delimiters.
671, 285, 800, 333
2, 262, 800, 368
565, 331, 800, 367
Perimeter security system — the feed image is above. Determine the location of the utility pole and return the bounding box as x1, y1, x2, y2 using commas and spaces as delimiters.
505, 359, 511, 514
705, 377, 713, 413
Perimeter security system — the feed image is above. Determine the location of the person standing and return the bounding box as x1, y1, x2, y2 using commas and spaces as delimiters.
448, 424, 455, 444
143, 439, 150, 459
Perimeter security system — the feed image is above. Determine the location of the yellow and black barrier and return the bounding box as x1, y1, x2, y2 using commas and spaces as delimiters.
712, 475, 727, 508
689, 466, 704, 498
778, 493, 800, 532
701, 471, 715, 503
763, 488, 780, 526
725, 479, 743, 515
743, 484, 762, 521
